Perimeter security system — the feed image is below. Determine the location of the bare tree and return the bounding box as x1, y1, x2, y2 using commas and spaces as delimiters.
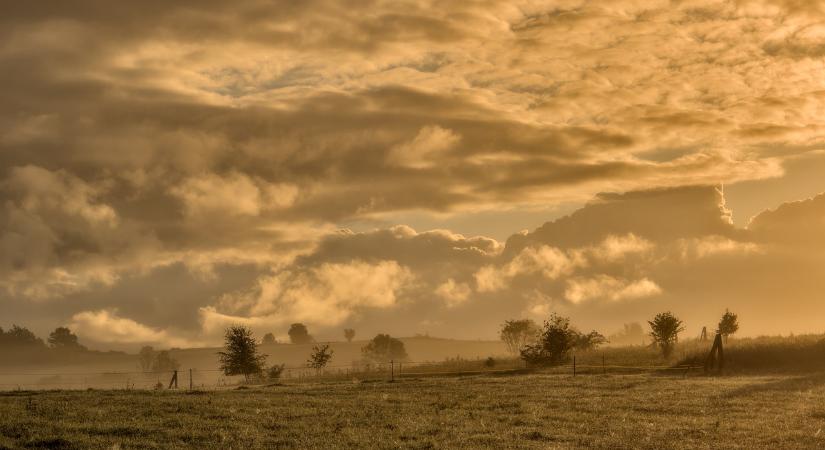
500, 319, 540, 354
138, 346, 155, 371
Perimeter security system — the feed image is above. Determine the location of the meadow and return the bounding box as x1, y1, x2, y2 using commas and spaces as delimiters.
3, 371, 825, 449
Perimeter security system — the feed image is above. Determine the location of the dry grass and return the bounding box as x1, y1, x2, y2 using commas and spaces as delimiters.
3, 372, 825, 449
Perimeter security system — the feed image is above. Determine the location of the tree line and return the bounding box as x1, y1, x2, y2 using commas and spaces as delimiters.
501, 309, 740, 366
217, 326, 409, 381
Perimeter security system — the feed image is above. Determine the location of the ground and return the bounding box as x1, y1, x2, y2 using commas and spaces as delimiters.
2, 372, 825, 449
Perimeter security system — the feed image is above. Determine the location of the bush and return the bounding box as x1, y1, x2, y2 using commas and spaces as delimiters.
266, 364, 286, 380
520, 314, 577, 367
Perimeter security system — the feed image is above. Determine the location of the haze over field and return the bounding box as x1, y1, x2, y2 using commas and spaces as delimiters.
4, 0, 825, 351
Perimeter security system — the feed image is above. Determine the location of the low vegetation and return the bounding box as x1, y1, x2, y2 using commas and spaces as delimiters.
3, 373, 825, 449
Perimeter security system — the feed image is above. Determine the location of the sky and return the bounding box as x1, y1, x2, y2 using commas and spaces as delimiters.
3, 0, 825, 350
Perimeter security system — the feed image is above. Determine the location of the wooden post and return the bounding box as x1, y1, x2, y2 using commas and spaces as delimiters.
390, 360, 394, 382
704, 332, 724, 375
573, 356, 576, 377
189, 369, 193, 391
168, 370, 178, 389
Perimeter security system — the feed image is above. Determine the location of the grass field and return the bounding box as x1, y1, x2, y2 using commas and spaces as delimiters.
3, 371, 825, 449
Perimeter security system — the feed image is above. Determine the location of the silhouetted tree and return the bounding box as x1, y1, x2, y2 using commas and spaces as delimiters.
500, 319, 540, 354
573, 330, 608, 351
151, 350, 180, 372
520, 313, 577, 366
262, 332, 277, 345
307, 344, 334, 372
218, 326, 267, 381
344, 328, 356, 343
288, 323, 313, 344
362, 334, 408, 363
47, 327, 85, 350
648, 312, 685, 358
718, 309, 739, 343
0, 325, 46, 349
138, 346, 155, 371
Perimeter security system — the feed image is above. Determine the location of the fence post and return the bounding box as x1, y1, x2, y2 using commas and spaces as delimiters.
189, 369, 193, 391
168, 370, 178, 389
573, 356, 576, 377
390, 360, 394, 382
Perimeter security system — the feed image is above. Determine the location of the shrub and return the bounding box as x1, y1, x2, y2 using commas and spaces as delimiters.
520, 314, 577, 366
307, 344, 334, 371
266, 364, 286, 380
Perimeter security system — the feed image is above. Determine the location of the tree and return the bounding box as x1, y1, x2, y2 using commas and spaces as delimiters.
499, 319, 540, 354
151, 350, 180, 372
361, 334, 408, 363
718, 309, 739, 342
608, 322, 645, 346
344, 328, 356, 343
288, 323, 313, 344
218, 325, 267, 381
0, 325, 46, 349
262, 332, 277, 345
307, 344, 334, 372
573, 330, 608, 351
47, 327, 85, 350
648, 312, 685, 358
519, 313, 577, 366
138, 346, 155, 371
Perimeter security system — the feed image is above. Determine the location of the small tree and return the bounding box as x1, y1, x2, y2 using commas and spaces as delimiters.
47, 327, 85, 350
718, 309, 739, 342
152, 350, 180, 372
361, 334, 408, 363
573, 330, 608, 351
648, 312, 685, 358
288, 323, 313, 344
262, 332, 277, 345
218, 325, 267, 381
344, 328, 356, 343
500, 319, 540, 354
519, 313, 577, 366
138, 346, 155, 371
307, 344, 334, 373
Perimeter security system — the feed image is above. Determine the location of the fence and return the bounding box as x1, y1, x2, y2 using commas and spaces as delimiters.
0, 357, 704, 391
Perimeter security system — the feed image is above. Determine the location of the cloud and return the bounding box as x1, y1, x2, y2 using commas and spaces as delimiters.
435, 279, 471, 308
69, 309, 196, 348
202, 260, 414, 335
5, 1, 825, 344
564, 276, 662, 304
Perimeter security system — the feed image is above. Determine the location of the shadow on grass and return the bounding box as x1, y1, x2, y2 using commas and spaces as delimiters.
721, 372, 825, 399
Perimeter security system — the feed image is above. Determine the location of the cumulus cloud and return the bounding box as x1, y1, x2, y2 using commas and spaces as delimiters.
564, 276, 662, 304
69, 309, 196, 348
4, 1, 825, 345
